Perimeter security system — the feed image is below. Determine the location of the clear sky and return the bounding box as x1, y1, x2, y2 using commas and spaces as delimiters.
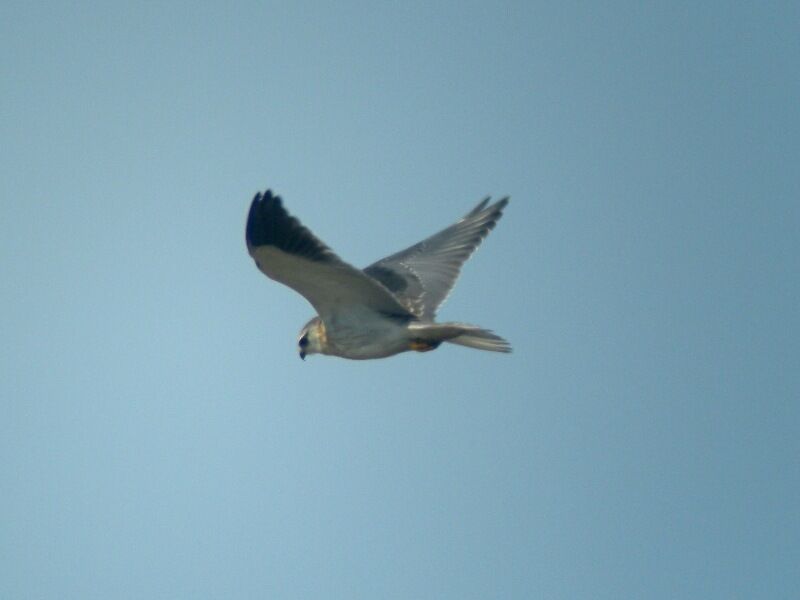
1, 2, 798, 598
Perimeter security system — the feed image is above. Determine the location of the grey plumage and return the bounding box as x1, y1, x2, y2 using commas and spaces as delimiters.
364, 197, 509, 318
246, 190, 412, 321
246, 189, 511, 359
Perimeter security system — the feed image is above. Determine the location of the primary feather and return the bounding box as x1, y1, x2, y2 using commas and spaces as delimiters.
364, 197, 509, 318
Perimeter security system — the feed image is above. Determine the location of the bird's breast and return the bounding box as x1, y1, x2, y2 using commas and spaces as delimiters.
323, 309, 411, 359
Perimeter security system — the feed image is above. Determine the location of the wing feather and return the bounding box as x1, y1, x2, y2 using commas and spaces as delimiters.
364, 197, 509, 318
246, 190, 412, 321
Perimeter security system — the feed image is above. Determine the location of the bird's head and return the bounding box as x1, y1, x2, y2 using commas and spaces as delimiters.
297, 316, 326, 360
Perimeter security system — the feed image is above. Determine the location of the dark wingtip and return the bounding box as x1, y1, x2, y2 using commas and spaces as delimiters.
488, 196, 510, 215
466, 195, 510, 218
246, 189, 283, 247
245, 189, 334, 262
468, 196, 492, 216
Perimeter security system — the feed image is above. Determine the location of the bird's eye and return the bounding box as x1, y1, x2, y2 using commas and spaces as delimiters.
299, 336, 309, 348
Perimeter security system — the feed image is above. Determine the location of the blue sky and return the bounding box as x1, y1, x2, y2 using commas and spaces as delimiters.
1, 2, 798, 598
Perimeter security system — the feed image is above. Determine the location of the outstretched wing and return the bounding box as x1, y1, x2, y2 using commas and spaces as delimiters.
364, 197, 509, 319
246, 190, 412, 321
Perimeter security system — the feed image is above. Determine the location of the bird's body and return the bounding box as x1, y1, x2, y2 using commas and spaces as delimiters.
301, 312, 414, 360
245, 190, 511, 360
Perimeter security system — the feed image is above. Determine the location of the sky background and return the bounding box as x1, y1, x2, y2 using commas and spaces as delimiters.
1, 2, 798, 598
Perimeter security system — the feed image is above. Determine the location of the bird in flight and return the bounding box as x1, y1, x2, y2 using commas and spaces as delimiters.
245, 189, 511, 360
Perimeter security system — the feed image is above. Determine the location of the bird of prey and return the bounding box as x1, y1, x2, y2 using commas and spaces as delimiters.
245, 189, 511, 360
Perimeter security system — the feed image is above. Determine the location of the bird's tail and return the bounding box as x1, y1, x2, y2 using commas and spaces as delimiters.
446, 327, 512, 353
407, 322, 512, 354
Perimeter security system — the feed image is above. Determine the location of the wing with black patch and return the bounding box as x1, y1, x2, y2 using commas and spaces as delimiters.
246, 190, 412, 321
246, 190, 336, 263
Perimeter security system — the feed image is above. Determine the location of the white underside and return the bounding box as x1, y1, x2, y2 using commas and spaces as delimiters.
317, 311, 511, 359
322, 307, 412, 359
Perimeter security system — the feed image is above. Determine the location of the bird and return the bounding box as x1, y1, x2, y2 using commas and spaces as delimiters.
245, 189, 511, 360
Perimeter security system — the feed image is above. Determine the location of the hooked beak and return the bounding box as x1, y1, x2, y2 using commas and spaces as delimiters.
299, 350, 306, 361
